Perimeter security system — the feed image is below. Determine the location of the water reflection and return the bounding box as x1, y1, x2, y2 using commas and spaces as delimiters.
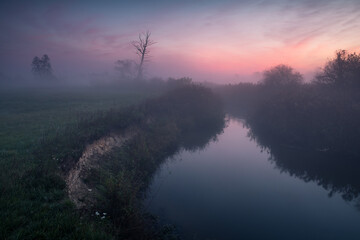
146, 117, 360, 239
180, 121, 227, 152
245, 118, 360, 203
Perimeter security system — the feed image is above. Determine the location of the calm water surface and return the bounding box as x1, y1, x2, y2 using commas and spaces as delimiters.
145, 118, 360, 240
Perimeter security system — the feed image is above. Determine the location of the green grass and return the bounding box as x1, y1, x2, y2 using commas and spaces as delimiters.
0, 85, 155, 239
0, 86, 151, 150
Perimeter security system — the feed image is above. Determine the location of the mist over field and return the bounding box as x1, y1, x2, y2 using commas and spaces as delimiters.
1, 1, 360, 240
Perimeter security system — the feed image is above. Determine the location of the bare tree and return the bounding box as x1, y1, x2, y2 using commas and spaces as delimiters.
132, 31, 156, 79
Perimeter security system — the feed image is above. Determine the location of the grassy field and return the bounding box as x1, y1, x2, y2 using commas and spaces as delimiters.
0, 85, 156, 239
0, 86, 152, 150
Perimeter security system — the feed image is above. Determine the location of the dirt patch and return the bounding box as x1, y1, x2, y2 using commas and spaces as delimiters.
66, 128, 137, 209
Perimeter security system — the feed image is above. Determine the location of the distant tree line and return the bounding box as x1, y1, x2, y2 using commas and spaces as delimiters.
217, 50, 360, 157
29, 31, 156, 83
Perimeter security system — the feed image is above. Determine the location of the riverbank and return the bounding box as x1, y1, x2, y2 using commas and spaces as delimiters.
70, 85, 225, 239
1, 84, 225, 239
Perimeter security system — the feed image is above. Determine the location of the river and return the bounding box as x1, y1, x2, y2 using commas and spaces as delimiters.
144, 117, 360, 239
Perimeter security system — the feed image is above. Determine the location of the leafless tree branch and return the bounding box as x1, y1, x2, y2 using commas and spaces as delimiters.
131, 31, 156, 79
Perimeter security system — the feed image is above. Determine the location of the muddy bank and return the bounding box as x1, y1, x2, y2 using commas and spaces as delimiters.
66, 128, 137, 209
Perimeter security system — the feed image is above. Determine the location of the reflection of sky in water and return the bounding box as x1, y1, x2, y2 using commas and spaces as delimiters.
145, 118, 360, 240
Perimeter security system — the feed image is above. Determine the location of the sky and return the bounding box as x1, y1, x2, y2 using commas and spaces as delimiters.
1, 0, 360, 83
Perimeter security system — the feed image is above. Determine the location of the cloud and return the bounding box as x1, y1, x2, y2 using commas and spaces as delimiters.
1, 0, 360, 82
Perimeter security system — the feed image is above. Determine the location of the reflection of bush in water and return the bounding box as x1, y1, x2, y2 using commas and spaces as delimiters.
247, 124, 360, 202
180, 127, 224, 152
85, 84, 226, 239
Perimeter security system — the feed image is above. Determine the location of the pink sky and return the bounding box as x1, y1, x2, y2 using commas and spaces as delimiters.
1, 0, 360, 83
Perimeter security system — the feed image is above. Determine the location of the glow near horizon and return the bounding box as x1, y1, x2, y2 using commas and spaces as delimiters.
1, 0, 360, 83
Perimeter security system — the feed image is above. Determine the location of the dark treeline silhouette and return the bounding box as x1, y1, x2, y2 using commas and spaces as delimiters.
217, 50, 360, 157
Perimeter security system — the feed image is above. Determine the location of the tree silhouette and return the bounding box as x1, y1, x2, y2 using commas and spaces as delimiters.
315, 50, 360, 88
31, 54, 54, 79
132, 31, 156, 79
114, 59, 138, 80
261, 64, 303, 86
